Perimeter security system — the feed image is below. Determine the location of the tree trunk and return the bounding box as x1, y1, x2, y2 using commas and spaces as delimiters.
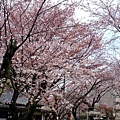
9, 104, 18, 120
9, 90, 19, 120
72, 107, 78, 120
26, 104, 36, 120
19, 102, 37, 120
0, 39, 17, 95
88, 106, 94, 120
0, 39, 17, 78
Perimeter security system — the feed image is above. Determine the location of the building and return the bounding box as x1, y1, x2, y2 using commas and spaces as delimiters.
0, 89, 53, 120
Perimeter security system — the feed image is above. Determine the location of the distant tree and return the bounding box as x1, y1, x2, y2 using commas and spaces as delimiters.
51, 61, 111, 120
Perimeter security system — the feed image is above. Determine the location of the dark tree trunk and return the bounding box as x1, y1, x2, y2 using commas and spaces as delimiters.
18, 101, 37, 120
0, 39, 17, 78
25, 104, 37, 120
9, 103, 18, 120
53, 113, 58, 120
0, 39, 17, 95
88, 106, 94, 120
72, 107, 78, 120
9, 89, 19, 120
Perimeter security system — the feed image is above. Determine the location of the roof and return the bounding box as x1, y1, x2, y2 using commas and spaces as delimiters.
0, 89, 54, 113
0, 89, 28, 105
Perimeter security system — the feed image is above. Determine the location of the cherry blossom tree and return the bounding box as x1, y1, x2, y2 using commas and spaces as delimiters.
0, 0, 108, 120
46, 60, 111, 120
110, 60, 120, 97
83, 81, 113, 120
54, 58, 115, 120
64, 67, 103, 119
